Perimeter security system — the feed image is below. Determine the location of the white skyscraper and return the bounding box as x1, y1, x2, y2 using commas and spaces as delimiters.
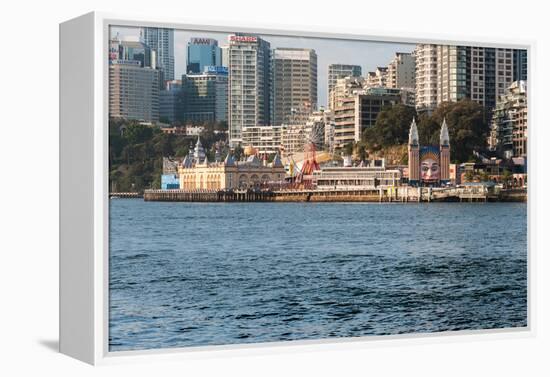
227, 34, 272, 147
414, 44, 438, 112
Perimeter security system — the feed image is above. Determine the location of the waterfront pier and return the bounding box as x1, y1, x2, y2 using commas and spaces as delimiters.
143, 186, 526, 203
109, 192, 143, 199
144, 189, 276, 202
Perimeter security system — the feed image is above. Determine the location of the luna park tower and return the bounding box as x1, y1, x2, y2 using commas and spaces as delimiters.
408, 118, 450, 186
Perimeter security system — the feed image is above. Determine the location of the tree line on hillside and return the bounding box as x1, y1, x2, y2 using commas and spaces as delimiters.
359, 99, 490, 163
110, 99, 490, 191
109, 119, 227, 192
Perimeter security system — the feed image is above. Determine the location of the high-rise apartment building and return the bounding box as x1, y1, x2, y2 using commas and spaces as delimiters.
416, 44, 521, 111
437, 46, 515, 108
272, 48, 318, 126
109, 37, 160, 122
414, 44, 438, 111
329, 76, 364, 113
436, 45, 469, 104
227, 34, 272, 147
109, 60, 160, 122
489, 80, 527, 158
186, 37, 222, 74
386, 52, 415, 89
327, 64, 362, 109
241, 126, 284, 155
181, 66, 228, 124
365, 67, 388, 89
472, 47, 514, 108
513, 49, 528, 82
140, 27, 175, 81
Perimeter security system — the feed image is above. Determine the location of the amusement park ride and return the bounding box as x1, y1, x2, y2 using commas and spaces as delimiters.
290, 142, 320, 189
285, 113, 325, 188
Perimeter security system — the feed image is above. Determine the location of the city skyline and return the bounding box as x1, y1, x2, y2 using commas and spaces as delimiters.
108, 25, 527, 163
110, 26, 415, 107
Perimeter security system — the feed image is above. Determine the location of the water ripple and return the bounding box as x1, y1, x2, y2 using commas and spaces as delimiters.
109, 201, 527, 351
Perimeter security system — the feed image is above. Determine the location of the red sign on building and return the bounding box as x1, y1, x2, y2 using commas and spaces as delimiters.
229, 35, 258, 43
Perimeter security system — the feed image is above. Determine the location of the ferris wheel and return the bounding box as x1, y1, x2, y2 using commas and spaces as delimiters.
306, 120, 325, 150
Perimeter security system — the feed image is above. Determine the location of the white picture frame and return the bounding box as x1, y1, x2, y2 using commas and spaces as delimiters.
59, 11, 535, 365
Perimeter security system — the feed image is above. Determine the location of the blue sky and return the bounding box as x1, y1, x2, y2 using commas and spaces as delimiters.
111, 26, 415, 107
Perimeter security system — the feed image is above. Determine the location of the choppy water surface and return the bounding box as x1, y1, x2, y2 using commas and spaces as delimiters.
109, 200, 527, 351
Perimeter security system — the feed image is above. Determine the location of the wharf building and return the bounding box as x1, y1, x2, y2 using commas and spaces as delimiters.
312, 166, 402, 190
181, 66, 228, 124
273, 48, 318, 126
459, 159, 526, 187
227, 34, 272, 147
327, 64, 362, 110
177, 137, 286, 190
489, 80, 527, 158
186, 37, 222, 74
408, 118, 450, 186
140, 27, 175, 81
161, 156, 181, 190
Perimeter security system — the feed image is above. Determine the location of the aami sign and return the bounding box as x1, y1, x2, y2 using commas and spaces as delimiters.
190, 38, 216, 45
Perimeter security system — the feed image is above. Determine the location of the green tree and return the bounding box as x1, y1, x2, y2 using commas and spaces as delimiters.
479, 170, 489, 182
124, 123, 154, 145
420, 100, 489, 163
233, 145, 244, 160
356, 142, 368, 161
108, 118, 228, 193
343, 142, 354, 156
363, 104, 417, 150
501, 169, 513, 187
417, 112, 440, 146
153, 133, 175, 157
175, 145, 189, 157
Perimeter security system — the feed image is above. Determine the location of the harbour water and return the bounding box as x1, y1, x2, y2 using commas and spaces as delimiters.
109, 200, 527, 351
